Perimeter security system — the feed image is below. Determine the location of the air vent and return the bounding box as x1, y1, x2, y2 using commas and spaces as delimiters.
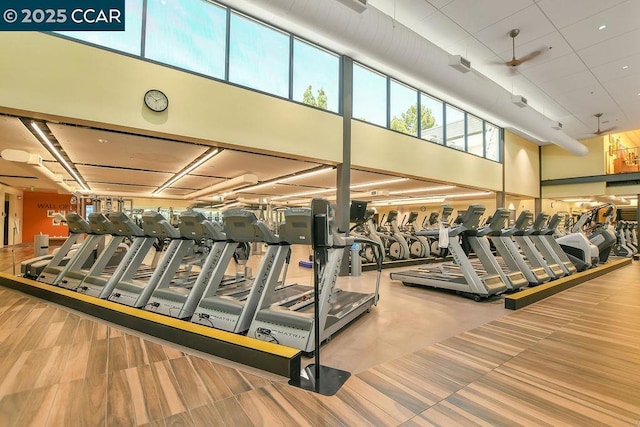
552, 122, 563, 130
511, 95, 528, 108
448, 55, 471, 73
335, 0, 367, 13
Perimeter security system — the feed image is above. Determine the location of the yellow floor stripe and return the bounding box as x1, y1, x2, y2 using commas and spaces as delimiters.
0, 272, 300, 358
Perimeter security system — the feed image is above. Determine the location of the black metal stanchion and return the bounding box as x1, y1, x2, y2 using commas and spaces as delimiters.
289, 199, 350, 396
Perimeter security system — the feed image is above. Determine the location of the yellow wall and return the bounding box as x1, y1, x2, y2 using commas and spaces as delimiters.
0, 32, 343, 164
504, 131, 540, 198
351, 121, 502, 191
541, 182, 606, 199
541, 136, 605, 180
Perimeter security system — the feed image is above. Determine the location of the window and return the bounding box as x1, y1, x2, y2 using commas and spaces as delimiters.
145, 0, 226, 79
445, 105, 465, 151
389, 80, 418, 136
229, 12, 290, 97
420, 94, 443, 144
292, 39, 340, 113
467, 115, 484, 156
353, 64, 387, 127
56, 0, 143, 55
485, 122, 501, 161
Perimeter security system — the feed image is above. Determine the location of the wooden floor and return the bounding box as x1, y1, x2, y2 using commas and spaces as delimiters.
1, 244, 640, 426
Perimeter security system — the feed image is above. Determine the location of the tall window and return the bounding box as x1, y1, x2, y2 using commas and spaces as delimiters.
145, 0, 226, 79
56, 0, 143, 55
420, 94, 443, 144
467, 114, 484, 156
445, 105, 465, 151
229, 12, 289, 97
292, 39, 340, 113
486, 122, 501, 161
389, 80, 418, 136
353, 64, 387, 127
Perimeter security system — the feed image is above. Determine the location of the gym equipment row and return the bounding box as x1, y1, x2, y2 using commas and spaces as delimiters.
390, 203, 617, 301
20, 200, 383, 353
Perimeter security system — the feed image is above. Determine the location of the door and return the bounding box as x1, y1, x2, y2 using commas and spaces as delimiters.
3, 200, 9, 246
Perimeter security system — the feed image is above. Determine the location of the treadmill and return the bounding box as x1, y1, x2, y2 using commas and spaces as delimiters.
491, 210, 551, 286
248, 200, 383, 353
527, 213, 577, 276
390, 204, 508, 300
512, 212, 566, 280
144, 210, 233, 319
470, 208, 528, 291
37, 212, 96, 285
80, 211, 157, 298
57, 212, 127, 290
191, 208, 311, 333
108, 211, 182, 307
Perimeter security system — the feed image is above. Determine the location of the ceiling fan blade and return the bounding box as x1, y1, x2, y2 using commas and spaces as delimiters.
595, 126, 616, 135
518, 49, 544, 63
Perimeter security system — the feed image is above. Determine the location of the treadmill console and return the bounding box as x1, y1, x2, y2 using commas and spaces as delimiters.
179, 210, 225, 241
66, 212, 92, 234
441, 205, 454, 222
528, 212, 550, 235
141, 211, 181, 239
545, 214, 562, 234
107, 212, 145, 237
513, 210, 533, 231
223, 209, 279, 244
88, 212, 112, 235
279, 208, 311, 244
461, 204, 485, 230
486, 208, 509, 232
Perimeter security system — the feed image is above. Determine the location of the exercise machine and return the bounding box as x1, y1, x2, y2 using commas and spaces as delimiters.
57, 212, 128, 290
248, 199, 382, 352
390, 204, 508, 300
527, 213, 579, 275
191, 208, 311, 333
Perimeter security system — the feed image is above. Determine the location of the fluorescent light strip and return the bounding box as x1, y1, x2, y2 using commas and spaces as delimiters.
561, 198, 594, 203
371, 197, 445, 206
390, 185, 456, 195
350, 177, 408, 189
445, 191, 492, 198
236, 167, 334, 193
153, 148, 219, 195
31, 122, 89, 191
271, 188, 335, 200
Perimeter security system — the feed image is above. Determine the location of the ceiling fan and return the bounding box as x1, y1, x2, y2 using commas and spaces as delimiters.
505, 29, 545, 67
593, 113, 616, 135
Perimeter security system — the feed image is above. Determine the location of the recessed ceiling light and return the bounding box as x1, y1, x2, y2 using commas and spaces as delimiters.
598, 25, 607, 30
98, 139, 108, 143
622, 65, 629, 70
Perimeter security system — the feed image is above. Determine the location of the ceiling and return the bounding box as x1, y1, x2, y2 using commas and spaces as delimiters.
368, 0, 640, 140
0, 114, 494, 207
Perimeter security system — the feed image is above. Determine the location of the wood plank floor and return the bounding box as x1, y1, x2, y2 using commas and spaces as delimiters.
1, 244, 639, 426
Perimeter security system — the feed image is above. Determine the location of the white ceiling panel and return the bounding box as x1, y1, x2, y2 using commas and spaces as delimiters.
0, 177, 56, 192
368, 0, 436, 27
440, 0, 531, 34
495, 32, 572, 68
603, 72, 640, 101
426, 0, 455, 9
48, 124, 208, 173
191, 149, 321, 181
519, 53, 586, 83
536, 0, 627, 29
560, 1, 640, 51
538, 70, 600, 96
172, 175, 226, 191
577, 28, 640, 68
0, 116, 55, 161
77, 165, 172, 187
89, 183, 156, 193
590, 53, 640, 83
474, 5, 554, 52
409, 11, 469, 50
